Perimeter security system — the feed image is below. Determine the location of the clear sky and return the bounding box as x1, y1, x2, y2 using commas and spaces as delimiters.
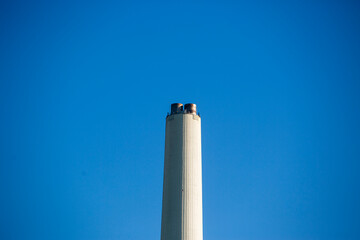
1, 0, 360, 239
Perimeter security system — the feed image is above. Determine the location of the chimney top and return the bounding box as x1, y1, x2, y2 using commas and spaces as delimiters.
184, 103, 197, 114
169, 103, 198, 116
170, 103, 183, 114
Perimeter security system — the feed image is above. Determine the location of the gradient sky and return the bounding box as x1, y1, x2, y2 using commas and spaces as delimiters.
1, 0, 360, 239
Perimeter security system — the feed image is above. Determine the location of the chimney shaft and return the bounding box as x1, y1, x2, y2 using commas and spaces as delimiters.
161, 103, 203, 240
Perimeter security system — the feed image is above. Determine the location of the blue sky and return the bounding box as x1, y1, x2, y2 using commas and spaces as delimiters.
0, 0, 360, 239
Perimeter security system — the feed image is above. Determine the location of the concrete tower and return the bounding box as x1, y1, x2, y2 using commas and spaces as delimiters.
161, 103, 203, 240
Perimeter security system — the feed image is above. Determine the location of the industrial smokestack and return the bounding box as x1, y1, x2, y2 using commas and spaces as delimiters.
161, 103, 203, 240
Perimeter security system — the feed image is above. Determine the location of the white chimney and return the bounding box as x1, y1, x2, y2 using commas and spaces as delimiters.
161, 103, 203, 240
